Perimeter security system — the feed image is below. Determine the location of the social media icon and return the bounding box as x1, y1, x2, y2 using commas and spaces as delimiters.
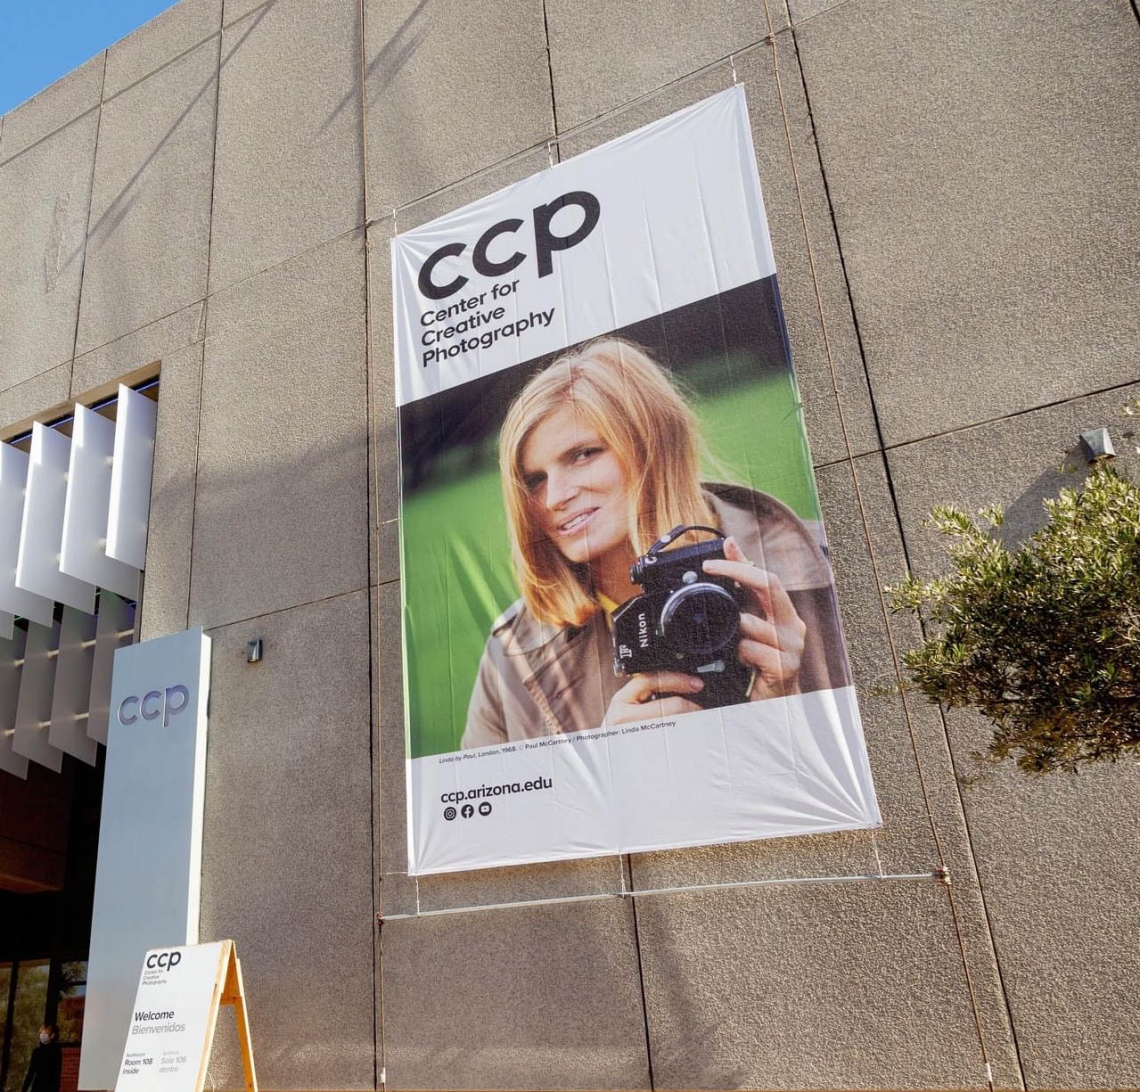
443, 806, 457, 821
478, 802, 492, 816
461, 804, 475, 819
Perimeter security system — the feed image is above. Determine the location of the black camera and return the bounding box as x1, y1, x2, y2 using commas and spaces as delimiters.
611, 525, 753, 710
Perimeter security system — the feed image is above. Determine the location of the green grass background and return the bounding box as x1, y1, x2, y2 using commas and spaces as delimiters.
401, 370, 822, 759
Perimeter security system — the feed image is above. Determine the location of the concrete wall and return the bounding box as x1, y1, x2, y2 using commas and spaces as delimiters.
1, 0, 1138, 1086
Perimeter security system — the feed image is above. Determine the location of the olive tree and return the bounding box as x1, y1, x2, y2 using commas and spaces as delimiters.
889, 465, 1140, 773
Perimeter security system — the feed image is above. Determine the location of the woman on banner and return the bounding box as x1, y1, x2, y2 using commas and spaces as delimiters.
461, 337, 851, 748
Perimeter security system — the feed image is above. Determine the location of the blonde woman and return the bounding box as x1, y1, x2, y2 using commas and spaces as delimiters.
462, 338, 849, 748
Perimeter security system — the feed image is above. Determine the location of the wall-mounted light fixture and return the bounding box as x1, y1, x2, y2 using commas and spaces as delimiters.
1079, 428, 1115, 463
246, 638, 264, 664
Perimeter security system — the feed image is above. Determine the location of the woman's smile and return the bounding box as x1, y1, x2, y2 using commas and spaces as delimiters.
556, 507, 599, 535
521, 404, 631, 571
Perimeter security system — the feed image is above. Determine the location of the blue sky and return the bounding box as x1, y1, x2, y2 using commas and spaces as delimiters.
0, 0, 177, 116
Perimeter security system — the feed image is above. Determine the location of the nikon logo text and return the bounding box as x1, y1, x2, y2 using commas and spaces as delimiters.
638, 613, 650, 649
118, 686, 190, 728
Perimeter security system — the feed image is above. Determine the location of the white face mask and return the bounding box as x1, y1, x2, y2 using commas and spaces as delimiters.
39, 1032, 50, 1044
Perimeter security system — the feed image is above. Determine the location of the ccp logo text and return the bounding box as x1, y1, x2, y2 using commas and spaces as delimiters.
417, 191, 601, 300
145, 951, 182, 970
118, 686, 190, 728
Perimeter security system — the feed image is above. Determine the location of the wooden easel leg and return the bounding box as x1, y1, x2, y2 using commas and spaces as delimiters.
222, 952, 259, 1092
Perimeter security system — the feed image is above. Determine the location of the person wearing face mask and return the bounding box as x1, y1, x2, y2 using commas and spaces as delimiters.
461, 337, 850, 747
21, 1024, 61, 1092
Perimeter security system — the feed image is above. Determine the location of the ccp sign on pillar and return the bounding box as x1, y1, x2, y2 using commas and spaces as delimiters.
118, 682, 191, 727
79, 629, 211, 1092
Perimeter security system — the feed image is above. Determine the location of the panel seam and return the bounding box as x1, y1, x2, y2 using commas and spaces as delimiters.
183, 21, 224, 633
66, 52, 107, 388
356, 0, 383, 1084
627, 856, 657, 1090
787, 16, 1028, 1086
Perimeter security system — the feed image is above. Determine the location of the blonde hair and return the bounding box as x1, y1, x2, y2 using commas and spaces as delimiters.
500, 338, 715, 628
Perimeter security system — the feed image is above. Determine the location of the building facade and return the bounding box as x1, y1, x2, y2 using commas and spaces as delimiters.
0, 0, 1138, 1088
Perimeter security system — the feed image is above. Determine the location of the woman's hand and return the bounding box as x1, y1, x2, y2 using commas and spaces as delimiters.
605, 671, 704, 725
702, 537, 806, 701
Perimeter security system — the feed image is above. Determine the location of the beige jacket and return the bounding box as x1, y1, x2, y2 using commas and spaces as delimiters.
461, 483, 851, 749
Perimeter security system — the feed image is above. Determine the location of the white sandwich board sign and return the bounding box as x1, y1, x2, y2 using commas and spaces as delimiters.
116, 940, 257, 1092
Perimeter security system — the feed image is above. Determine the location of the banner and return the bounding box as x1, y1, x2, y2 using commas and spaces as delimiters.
392, 87, 879, 876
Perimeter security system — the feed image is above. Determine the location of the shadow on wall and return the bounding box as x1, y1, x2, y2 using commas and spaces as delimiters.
996, 445, 1090, 551
323, 0, 432, 137
82, 7, 273, 263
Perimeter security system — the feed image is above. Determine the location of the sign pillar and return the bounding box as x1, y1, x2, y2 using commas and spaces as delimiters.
80, 628, 212, 1090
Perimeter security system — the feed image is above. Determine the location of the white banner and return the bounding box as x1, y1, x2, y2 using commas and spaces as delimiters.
411, 688, 876, 874
393, 87, 879, 876
392, 88, 775, 407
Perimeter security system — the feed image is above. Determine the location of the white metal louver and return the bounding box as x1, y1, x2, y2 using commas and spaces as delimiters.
13, 618, 64, 773
61, 405, 140, 600
0, 384, 157, 776
0, 627, 29, 778
0, 444, 55, 626
17, 424, 98, 614
49, 606, 100, 765
107, 385, 158, 570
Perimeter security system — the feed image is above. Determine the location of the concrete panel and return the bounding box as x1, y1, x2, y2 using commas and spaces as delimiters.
816, 456, 1022, 1088
71, 301, 203, 397
947, 726, 1140, 1091
794, 0, 1140, 445
889, 383, 1140, 578
76, 38, 218, 355
787, 0, 844, 21
887, 383, 1140, 1087
138, 344, 202, 642
546, 0, 779, 130
191, 231, 368, 628
362, 0, 553, 214
0, 114, 98, 389
0, 364, 71, 435
0, 54, 104, 164
381, 901, 651, 1089
637, 881, 991, 1088
558, 45, 880, 466
199, 590, 375, 1091
104, 0, 223, 99
223, 0, 275, 26
209, 0, 364, 292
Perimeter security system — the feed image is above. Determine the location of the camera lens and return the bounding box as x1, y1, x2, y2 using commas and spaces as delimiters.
659, 583, 739, 657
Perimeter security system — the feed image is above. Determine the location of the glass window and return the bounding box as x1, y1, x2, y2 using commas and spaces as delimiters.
56, 961, 88, 1045
4, 961, 49, 1092
0, 964, 10, 1079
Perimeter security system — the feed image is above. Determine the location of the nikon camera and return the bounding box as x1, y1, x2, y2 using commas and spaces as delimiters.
611, 525, 753, 710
